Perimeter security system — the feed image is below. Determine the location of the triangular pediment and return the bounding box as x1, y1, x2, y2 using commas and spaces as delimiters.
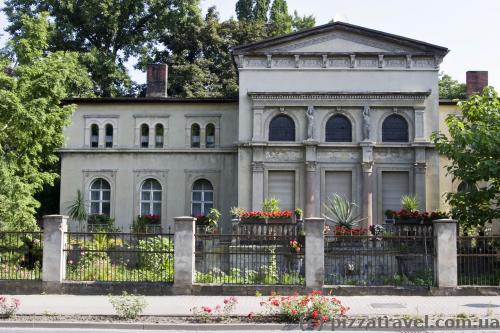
232, 22, 448, 56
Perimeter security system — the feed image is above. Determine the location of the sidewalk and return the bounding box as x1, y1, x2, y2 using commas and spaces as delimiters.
11, 295, 500, 317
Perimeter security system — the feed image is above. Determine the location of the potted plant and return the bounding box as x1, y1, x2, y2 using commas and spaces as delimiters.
322, 193, 367, 236
395, 195, 420, 224
206, 208, 221, 233
294, 208, 303, 221
239, 211, 267, 224
229, 206, 244, 220
288, 240, 303, 273
384, 209, 395, 224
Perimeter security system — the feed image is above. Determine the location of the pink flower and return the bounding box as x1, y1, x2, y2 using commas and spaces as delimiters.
247, 312, 255, 320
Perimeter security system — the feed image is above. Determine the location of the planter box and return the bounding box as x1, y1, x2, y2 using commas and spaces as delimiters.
394, 218, 421, 225
266, 217, 293, 224
240, 217, 266, 224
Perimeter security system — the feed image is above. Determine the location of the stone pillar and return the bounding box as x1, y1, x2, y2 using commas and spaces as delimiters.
305, 217, 325, 289
251, 162, 264, 211
414, 147, 427, 211
433, 219, 458, 288
42, 215, 68, 283
174, 216, 196, 290
414, 107, 426, 142
360, 142, 374, 227
252, 107, 264, 141
304, 142, 318, 218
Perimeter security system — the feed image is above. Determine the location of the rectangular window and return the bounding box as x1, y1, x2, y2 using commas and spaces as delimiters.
268, 171, 295, 210
382, 171, 410, 218
325, 171, 352, 202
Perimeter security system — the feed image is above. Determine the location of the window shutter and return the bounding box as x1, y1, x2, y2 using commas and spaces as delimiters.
325, 171, 352, 202
382, 171, 409, 213
268, 171, 295, 210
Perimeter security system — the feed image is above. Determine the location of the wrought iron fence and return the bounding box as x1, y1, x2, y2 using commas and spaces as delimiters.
0, 231, 43, 280
324, 235, 434, 286
457, 236, 500, 286
195, 233, 305, 285
64, 231, 174, 282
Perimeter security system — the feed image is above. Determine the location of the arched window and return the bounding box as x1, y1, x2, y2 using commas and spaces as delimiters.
155, 124, 164, 148
325, 114, 352, 142
269, 115, 295, 141
89, 178, 111, 216
458, 182, 476, 192
105, 124, 113, 148
140, 124, 149, 148
90, 124, 99, 148
140, 179, 162, 216
382, 114, 409, 142
206, 123, 215, 148
191, 179, 213, 215
191, 123, 200, 148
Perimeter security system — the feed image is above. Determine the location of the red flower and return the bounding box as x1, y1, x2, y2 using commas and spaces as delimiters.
247, 312, 255, 320
291, 309, 298, 316
312, 310, 318, 319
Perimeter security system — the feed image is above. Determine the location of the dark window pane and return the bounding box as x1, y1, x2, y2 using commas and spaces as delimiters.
192, 203, 202, 215
269, 115, 295, 141
326, 115, 352, 142
102, 203, 110, 216
382, 115, 408, 142
90, 202, 100, 214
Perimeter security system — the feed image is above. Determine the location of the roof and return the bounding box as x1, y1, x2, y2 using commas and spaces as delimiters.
64, 97, 239, 105
232, 21, 449, 56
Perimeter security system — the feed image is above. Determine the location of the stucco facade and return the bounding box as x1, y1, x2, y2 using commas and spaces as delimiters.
60, 22, 453, 230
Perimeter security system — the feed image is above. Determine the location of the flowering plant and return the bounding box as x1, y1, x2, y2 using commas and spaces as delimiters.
0, 296, 20, 318
240, 210, 293, 220
334, 226, 369, 236
194, 214, 208, 225
390, 209, 449, 223
258, 290, 348, 323
190, 296, 238, 321
138, 214, 161, 224
369, 224, 385, 236
289, 240, 302, 253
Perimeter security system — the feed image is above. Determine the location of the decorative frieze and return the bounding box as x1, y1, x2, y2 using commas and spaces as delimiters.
317, 150, 360, 162
264, 149, 302, 162
373, 148, 414, 163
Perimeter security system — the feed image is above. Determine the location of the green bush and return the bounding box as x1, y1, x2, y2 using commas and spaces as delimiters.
137, 236, 173, 280
108, 291, 147, 319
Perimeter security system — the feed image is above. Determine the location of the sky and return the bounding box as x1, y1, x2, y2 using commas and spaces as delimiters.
1, 0, 499, 88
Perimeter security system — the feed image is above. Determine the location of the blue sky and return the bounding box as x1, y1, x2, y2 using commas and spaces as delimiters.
1, 0, 499, 88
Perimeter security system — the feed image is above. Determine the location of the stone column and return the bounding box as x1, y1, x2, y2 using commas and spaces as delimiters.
304, 217, 325, 289
433, 219, 458, 288
360, 142, 374, 227
304, 142, 318, 218
174, 216, 196, 290
251, 162, 264, 211
252, 107, 264, 141
414, 107, 426, 142
414, 147, 427, 211
42, 215, 68, 283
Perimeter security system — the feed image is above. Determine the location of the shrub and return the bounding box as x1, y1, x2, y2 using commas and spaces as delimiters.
0, 296, 20, 318
401, 195, 419, 212
137, 236, 174, 279
206, 208, 221, 231
263, 197, 280, 213
322, 193, 366, 229
108, 292, 147, 319
190, 296, 238, 321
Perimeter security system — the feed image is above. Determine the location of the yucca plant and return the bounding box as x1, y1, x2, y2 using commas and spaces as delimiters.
66, 190, 88, 231
322, 193, 366, 229
401, 195, 419, 212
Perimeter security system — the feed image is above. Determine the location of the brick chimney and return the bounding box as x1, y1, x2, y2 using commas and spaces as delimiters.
466, 71, 488, 97
146, 64, 168, 97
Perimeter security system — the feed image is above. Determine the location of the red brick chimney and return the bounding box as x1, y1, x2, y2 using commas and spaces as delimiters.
466, 71, 488, 97
146, 64, 168, 97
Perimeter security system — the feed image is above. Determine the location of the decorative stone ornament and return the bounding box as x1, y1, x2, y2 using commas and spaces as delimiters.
362, 106, 370, 140
306, 106, 315, 140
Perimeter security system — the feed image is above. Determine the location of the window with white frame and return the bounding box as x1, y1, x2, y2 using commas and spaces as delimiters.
140, 179, 162, 216
155, 124, 164, 148
90, 124, 99, 148
206, 123, 215, 148
191, 179, 213, 215
140, 124, 149, 148
89, 178, 111, 216
105, 124, 113, 148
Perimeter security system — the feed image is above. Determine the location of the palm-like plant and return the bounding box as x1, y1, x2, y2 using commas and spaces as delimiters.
66, 190, 88, 231
401, 194, 419, 212
322, 193, 366, 229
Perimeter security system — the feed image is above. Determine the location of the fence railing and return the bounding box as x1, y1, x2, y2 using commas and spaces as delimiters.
194, 233, 305, 285
457, 235, 500, 286
0, 231, 43, 280
64, 232, 174, 282
324, 235, 434, 286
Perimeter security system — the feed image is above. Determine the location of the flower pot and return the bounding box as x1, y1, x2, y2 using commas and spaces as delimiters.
267, 217, 293, 224
240, 217, 266, 224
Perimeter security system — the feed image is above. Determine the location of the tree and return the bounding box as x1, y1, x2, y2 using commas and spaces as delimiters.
235, 0, 255, 21
439, 73, 467, 99
253, 0, 271, 22
269, 0, 292, 36
431, 87, 500, 228
0, 13, 93, 230
3, 0, 179, 97
292, 10, 315, 32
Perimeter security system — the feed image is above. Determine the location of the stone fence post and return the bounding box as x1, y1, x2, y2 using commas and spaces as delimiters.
42, 215, 68, 283
304, 217, 325, 290
174, 216, 196, 291
433, 219, 458, 288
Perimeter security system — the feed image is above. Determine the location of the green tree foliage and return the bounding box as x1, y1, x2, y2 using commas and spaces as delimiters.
439, 73, 467, 99
292, 10, 316, 32
236, 0, 255, 21
3, 0, 179, 97
253, 0, 271, 22
432, 87, 500, 227
269, 0, 292, 36
0, 13, 92, 230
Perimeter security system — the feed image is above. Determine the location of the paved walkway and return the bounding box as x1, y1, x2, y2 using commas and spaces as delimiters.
10, 295, 500, 317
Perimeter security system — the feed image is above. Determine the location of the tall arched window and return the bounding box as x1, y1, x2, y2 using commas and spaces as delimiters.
269, 115, 295, 141
325, 114, 352, 142
155, 124, 164, 148
191, 179, 213, 215
191, 123, 200, 148
206, 123, 215, 148
140, 179, 162, 216
140, 124, 149, 148
105, 124, 113, 148
90, 124, 99, 148
89, 178, 111, 216
382, 114, 409, 142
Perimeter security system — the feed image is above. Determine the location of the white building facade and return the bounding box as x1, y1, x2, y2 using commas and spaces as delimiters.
59, 22, 449, 230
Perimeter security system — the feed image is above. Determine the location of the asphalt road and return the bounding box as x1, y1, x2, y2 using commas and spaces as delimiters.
1, 329, 499, 333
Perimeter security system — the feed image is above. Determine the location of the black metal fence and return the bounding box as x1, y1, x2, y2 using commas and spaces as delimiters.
457, 236, 500, 286
64, 232, 174, 282
195, 233, 305, 285
324, 235, 434, 286
0, 231, 43, 280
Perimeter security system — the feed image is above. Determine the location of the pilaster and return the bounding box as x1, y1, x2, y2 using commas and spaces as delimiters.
414, 147, 427, 211
360, 141, 375, 227
414, 106, 426, 142
304, 141, 318, 218
252, 106, 264, 142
